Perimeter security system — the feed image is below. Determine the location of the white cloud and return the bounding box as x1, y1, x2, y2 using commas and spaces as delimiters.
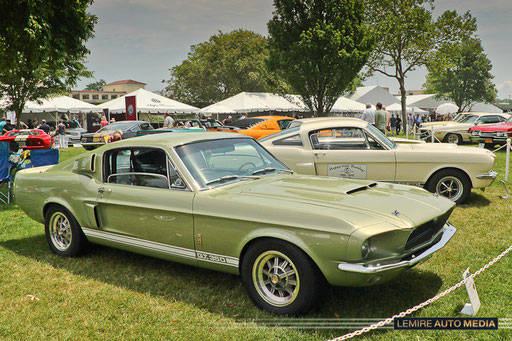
497, 80, 512, 99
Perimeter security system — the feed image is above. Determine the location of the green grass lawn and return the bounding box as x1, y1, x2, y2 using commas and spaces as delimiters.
0, 145, 511, 340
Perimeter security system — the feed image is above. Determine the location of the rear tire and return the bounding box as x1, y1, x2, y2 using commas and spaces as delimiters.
426, 169, 471, 204
444, 133, 461, 145
484, 143, 495, 150
241, 239, 323, 315
44, 206, 88, 257
83, 145, 95, 151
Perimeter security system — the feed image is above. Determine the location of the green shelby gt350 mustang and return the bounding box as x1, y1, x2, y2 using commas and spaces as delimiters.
14, 132, 457, 315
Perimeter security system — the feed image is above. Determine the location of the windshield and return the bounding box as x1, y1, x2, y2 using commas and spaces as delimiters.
97, 122, 136, 132
8, 130, 40, 136
175, 138, 290, 189
260, 126, 300, 142
506, 117, 512, 123
458, 115, 478, 124
287, 120, 303, 129
366, 124, 396, 149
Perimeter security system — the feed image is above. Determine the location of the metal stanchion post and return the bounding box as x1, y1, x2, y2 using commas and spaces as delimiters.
431, 126, 434, 143
506, 138, 511, 182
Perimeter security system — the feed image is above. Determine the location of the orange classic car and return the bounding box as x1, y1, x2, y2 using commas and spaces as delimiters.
219, 116, 295, 139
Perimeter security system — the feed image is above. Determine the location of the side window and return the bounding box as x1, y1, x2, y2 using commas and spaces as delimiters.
277, 119, 293, 130
272, 134, 303, 146
140, 123, 153, 131
309, 128, 369, 150
104, 148, 182, 189
479, 116, 501, 124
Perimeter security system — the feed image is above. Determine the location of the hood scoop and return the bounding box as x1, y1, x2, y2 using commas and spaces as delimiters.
346, 182, 377, 195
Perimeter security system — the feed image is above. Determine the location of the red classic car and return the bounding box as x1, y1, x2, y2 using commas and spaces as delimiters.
469, 116, 512, 148
0, 129, 54, 151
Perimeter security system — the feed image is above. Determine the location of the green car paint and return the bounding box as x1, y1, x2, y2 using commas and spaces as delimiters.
14, 132, 456, 290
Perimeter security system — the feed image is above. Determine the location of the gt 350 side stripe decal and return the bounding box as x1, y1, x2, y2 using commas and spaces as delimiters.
81, 227, 239, 267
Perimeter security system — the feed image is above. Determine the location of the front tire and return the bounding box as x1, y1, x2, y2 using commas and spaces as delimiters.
426, 169, 471, 204
44, 206, 88, 257
241, 239, 322, 315
444, 133, 461, 144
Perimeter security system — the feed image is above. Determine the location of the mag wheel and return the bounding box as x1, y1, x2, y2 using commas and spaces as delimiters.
444, 133, 462, 145
427, 169, 471, 204
45, 206, 88, 257
241, 239, 322, 315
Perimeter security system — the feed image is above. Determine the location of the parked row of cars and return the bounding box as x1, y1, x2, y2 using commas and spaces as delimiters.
12, 111, 504, 314
418, 112, 511, 146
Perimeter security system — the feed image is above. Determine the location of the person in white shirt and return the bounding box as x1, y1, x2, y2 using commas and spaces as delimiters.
163, 113, 174, 128
359, 104, 375, 125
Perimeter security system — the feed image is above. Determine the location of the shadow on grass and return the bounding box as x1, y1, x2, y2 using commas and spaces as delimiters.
459, 192, 491, 208
1, 234, 443, 339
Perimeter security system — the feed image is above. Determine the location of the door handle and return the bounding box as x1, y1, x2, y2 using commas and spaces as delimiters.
97, 187, 112, 193
314, 152, 326, 157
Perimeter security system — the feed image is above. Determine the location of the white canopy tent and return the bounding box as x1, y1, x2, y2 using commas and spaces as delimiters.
199, 104, 236, 117
202, 92, 305, 113
100, 88, 198, 114
281, 94, 366, 113
386, 103, 428, 114
469, 102, 503, 113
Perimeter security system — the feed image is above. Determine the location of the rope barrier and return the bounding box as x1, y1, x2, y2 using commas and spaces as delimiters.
328, 244, 512, 341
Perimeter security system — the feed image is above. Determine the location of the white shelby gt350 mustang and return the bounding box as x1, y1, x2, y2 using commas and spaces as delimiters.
260, 118, 497, 204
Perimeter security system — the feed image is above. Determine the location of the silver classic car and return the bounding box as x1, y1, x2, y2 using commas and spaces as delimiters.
261, 117, 497, 204
14, 132, 456, 315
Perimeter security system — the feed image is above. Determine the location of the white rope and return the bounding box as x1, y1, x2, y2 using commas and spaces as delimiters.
328, 244, 512, 341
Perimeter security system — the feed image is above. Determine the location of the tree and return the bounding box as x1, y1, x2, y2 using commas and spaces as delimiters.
365, 0, 476, 129
0, 0, 97, 127
164, 30, 280, 108
424, 38, 496, 112
267, 0, 373, 117
85, 79, 107, 91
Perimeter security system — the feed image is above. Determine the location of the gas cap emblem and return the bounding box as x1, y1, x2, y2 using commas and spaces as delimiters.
392, 210, 400, 216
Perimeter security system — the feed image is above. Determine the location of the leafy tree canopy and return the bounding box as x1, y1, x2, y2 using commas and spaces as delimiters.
164, 29, 282, 108
424, 38, 496, 112
0, 0, 97, 126
267, 0, 373, 116
85, 79, 107, 91
365, 0, 476, 125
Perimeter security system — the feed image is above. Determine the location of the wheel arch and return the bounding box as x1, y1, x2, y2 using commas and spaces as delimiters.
237, 234, 327, 282
42, 200, 79, 224
425, 166, 473, 189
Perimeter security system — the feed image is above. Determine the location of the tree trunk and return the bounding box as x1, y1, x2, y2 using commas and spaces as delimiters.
399, 79, 407, 134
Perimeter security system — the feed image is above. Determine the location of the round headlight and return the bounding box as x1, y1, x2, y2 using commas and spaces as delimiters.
361, 240, 370, 259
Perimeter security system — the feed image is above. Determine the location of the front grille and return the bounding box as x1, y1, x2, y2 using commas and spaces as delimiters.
405, 208, 454, 250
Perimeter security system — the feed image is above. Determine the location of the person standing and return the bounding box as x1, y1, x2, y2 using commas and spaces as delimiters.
2, 119, 14, 134
100, 116, 109, 128
374, 102, 387, 134
0, 118, 6, 133
240, 113, 248, 120
38, 119, 51, 134
163, 113, 174, 128
56, 120, 66, 148
223, 115, 233, 125
396, 115, 402, 135
390, 114, 397, 136
359, 104, 375, 125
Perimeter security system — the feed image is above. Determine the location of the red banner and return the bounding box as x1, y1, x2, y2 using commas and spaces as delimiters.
125, 96, 137, 121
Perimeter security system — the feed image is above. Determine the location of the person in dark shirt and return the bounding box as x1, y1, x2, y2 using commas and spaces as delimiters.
38, 119, 51, 134
2, 120, 14, 134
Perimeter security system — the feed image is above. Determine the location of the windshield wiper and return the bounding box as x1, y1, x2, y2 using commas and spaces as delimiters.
252, 167, 293, 175
205, 175, 259, 186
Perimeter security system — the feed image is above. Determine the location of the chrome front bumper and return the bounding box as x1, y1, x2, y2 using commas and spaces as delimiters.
337, 223, 457, 274
476, 170, 498, 180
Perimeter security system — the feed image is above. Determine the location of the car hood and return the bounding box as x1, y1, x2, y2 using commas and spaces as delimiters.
470, 123, 512, 132
397, 142, 495, 157
421, 121, 455, 127
226, 175, 454, 229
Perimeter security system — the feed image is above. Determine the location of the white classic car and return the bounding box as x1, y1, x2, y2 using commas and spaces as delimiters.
418, 112, 510, 144
260, 118, 497, 204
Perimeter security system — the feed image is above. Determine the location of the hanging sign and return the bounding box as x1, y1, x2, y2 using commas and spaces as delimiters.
125, 96, 137, 121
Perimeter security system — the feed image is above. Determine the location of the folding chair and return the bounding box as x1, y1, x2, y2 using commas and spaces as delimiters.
0, 142, 13, 204
27, 149, 60, 168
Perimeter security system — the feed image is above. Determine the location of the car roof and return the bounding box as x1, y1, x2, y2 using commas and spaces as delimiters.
458, 112, 510, 117
254, 115, 294, 120
99, 131, 251, 150
297, 117, 369, 129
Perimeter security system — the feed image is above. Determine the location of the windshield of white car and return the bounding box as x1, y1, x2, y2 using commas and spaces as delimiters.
506, 117, 512, 123
458, 115, 478, 124
259, 127, 300, 141
287, 120, 303, 129
366, 124, 396, 149
175, 138, 290, 189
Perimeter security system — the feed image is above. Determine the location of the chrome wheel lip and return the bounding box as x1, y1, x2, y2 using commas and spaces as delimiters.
436, 176, 463, 201
49, 212, 72, 252
252, 250, 300, 307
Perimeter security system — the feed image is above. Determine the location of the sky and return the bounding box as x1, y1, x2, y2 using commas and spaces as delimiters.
77, 0, 512, 100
